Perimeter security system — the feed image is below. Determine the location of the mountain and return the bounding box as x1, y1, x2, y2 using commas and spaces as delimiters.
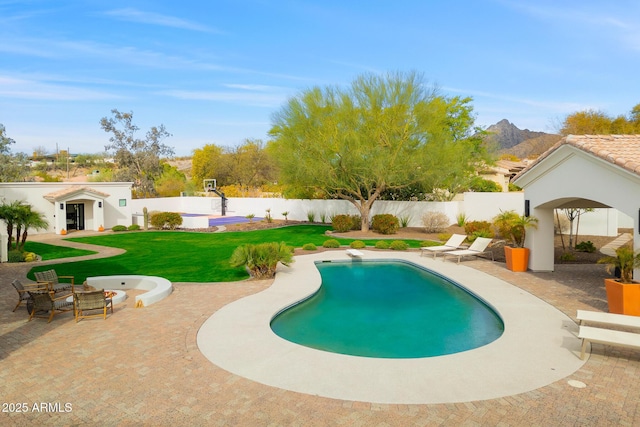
484, 119, 561, 158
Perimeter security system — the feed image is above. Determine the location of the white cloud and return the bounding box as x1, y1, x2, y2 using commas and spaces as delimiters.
103, 8, 224, 34
0, 75, 123, 101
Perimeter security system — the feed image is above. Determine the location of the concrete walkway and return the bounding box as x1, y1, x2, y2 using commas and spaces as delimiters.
1, 232, 639, 425
600, 232, 633, 256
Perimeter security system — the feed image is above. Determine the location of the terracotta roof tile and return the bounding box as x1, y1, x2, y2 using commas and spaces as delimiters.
513, 135, 640, 181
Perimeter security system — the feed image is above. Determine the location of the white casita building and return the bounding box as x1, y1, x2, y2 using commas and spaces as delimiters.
514, 135, 640, 272
0, 181, 133, 238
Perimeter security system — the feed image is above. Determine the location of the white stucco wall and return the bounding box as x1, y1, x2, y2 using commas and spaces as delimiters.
0, 182, 133, 235
515, 144, 640, 271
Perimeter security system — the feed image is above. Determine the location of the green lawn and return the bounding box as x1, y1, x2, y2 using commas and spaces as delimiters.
23, 241, 97, 261
26, 225, 429, 283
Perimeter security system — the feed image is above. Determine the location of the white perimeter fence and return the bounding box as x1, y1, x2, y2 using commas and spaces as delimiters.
131, 192, 632, 237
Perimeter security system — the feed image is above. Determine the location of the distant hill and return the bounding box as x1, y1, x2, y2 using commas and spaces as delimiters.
484, 119, 561, 158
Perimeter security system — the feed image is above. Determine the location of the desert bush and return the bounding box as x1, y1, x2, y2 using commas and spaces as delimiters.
332, 214, 352, 232
306, 211, 316, 223
23, 252, 37, 262
322, 239, 340, 248
468, 229, 493, 242
229, 241, 294, 279
469, 176, 502, 192
8, 250, 24, 262
389, 240, 409, 250
332, 214, 361, 232
422, 211, 450, 233
302, 243, 317, 251
150, 212, 183, 230
456, 212, 468, 227
438, 233, 452, 242
112, 225, 128, 232
350, 240, 366, 249
576, 240, 596, 253
128, 224, 141, 231
375, 240, 390, 249
399, 215, 411, 228
464, 220, 492, 237
371, 214, 399, 235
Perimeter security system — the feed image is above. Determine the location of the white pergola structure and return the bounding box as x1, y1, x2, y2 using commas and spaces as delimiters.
513, 135, 640, 272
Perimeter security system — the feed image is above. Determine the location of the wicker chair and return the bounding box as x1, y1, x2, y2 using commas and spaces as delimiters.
74, 290, 113, 322
27, 289, 74, 323
34, 269, 75, 293
11, 279, 43, 312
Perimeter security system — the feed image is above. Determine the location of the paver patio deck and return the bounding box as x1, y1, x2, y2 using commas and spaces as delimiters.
1, 232, 639, 426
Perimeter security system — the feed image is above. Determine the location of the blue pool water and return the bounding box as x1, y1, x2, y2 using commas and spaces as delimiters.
270, 260, 504, 358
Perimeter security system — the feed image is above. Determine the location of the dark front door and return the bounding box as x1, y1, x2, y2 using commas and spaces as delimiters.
66, 203, 85, 231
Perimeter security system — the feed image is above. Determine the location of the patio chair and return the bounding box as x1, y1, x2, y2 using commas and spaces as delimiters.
27, 289, 74, 323
34, 269, 75, 294
11, 279, 41, 311
442, 237, 494, 264
420, 234, 467, 258
74, 290, 113, 322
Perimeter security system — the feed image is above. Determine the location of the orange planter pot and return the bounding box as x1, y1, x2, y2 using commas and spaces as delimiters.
60, 229, 67, 235
605, 278, 640, 316
504, 246, 529, 272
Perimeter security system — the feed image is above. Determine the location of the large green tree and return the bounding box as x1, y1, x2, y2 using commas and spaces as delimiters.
269, 71, 489, 231
0, 124, 30, 182
191, 139, 276, 190
560, 104, 640, 135
100, 109, 174, 197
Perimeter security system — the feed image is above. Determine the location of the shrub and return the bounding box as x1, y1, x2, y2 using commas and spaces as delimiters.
322, 239, 340, 248
469, 176, 502, 192
150, 212, 183, 230
319, 212, 327, 223
265, 209, 273, 223
469, 229, 493, 242
576, 241, 596, 253
112, 225, 128, 232
8, 250, 24, 263
456, 212, 468, 227
464, 220, 492, 237
302, 243, 317, 251
24, 252, 37, 262
306, 211, 316, 223
128, 224, 141, 231
438, 233, 452, 242
389, 240, 409, 250
229, 241, 294, 279
349, 240, 366, 249
422, 211, 450, 233
332, 214, 358, 232
375, 240, 390, 249
371, 214, 399, 235
399, 215, 411, 228
560, 252, 576, 262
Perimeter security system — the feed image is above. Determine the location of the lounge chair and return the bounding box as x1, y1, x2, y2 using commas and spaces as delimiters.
34, 269, 75, 294
11, 279, 42, 312
442, 237, 494, 264
27, 289, 74, 323
420, 234, 466, 258
74, 290, 113, 322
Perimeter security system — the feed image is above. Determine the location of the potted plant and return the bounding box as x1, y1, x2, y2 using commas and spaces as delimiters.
598, 246, 640, 316
493, 210, 538, 272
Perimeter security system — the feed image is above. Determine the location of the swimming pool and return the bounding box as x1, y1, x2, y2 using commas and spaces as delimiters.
271, 260, 504, 358
197, 251, 585, 404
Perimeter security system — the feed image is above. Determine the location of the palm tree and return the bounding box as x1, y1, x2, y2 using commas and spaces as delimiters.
0, 200, 24, 252
16, 205, 48, 251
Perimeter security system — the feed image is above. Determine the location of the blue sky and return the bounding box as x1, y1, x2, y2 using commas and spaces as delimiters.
1, 1, 639, 157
